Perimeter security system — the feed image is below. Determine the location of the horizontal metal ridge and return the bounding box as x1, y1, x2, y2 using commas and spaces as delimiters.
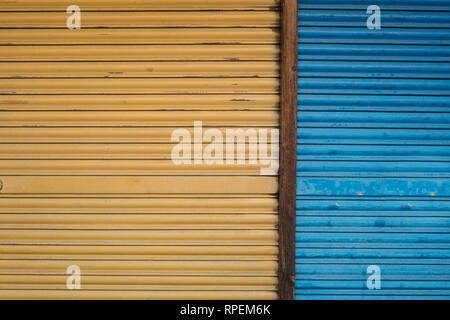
0, 95, 280, 111
0, 11, 279, 28
0, 78, 279, 94
0, 176, 278, 194
296, 216, 450, 228
0, 45, 279, 62
0, 275, 277, 285
296, 199, 450, 211
0, 284, 277, 291
297, 128, 450, 146
298, 44, 450, 62
296, 160, 450, 178
298, 111, 450, 129
0, 229, 278, 242
0, 110, 278, 127
0, 127, 279, 143
295, 289, 450, 296
0, 160, 279, 176
298, 27, 450, 45
296, 232, 449, 243
0, 28, 279, 45
0, 61, 279, 78
295, 258, 450, 265
297, 78, 450, 95
0, 290, 278, 300
0, 245, 278, 260
0, 213, 278, 229
295, 281, 450, 290
298, 10, 450, 28
298, 95, 449, 111
298, 0, 450, 11
297, 177, 450, 196
298, 61, 450, 79
0, 198, 277, 213
298, 145, 450, 161
0, 144, 278, 160
0, 260, 278, 272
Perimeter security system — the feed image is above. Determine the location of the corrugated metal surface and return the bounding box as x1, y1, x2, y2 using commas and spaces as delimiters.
0, 1, 280, 300
296, 0, 450, 300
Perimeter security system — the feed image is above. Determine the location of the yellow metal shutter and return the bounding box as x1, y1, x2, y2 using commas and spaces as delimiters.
0, 1, 280, 299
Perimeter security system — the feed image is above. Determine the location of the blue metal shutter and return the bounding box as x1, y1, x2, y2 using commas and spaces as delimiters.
296, 0, 450, 300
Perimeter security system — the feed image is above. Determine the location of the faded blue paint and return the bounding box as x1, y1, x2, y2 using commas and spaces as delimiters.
299, 0, 450, 11
298, 44, 450, 61
296, 0, 450, 300
299, 10, 450, 28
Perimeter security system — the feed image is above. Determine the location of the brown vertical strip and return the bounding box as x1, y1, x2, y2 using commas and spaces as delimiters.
278, 0, 298, 300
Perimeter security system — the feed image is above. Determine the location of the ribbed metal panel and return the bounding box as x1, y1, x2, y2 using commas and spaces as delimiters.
297, 0, 450, 300
0, 1, 280, 300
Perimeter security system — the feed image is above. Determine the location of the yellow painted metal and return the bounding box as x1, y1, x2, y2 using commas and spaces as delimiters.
0, 45, 279, 61
0, 285, 277, 292
0, 28, 279, 45
0, 245, 278, 259
0, 259, 277, 271
0, 95, 280, 111
0, 275, 278, 285
0, 78, 279, 94
0, 127, 279, 143
0, 0, 280, 11
0, 111, 278, 127
0, 144, 277, 159
0, 11, 279, 28
0, 177, 278, 194
0, 2, 280, 300
0, 291, 278, 300
0, 160, 277, 176
0, 62, 278, 78
0, 214, 278, 229
0, 197, 278, 212
0, 229, 278, 242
